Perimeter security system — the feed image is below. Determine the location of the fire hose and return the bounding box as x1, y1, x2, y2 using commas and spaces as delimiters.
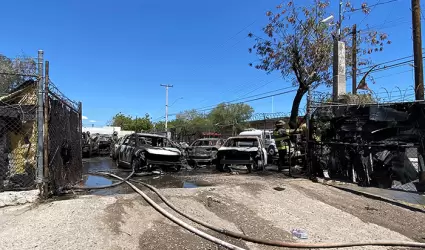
106, 173, 245, 250
126, 178, 425, 249
76, 171, 425, 249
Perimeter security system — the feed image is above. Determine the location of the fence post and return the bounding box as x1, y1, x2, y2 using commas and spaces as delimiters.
78, 102, 82, 160
36, 50, 44, 190
42, 61, 50, 196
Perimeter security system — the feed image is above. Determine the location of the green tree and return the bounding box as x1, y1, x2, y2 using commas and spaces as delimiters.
249, 1, 389, 128
208, 103, 254, 135
0, 54, 36, 95
131, 114, 153, 132
110, 113, 153, 131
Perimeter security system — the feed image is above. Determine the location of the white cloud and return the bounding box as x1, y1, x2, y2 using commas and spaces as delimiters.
89, 120, 96, 123
82, 115, 88, 120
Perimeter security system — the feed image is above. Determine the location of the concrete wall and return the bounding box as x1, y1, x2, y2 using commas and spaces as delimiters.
82, 126, 134, 138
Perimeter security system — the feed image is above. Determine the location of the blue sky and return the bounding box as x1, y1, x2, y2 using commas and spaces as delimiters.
0, 0, 419, 126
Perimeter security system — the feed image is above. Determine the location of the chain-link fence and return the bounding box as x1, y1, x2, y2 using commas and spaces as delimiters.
0, 52, 82, 195
46, 81, 82, 194
0, 79, 38, 191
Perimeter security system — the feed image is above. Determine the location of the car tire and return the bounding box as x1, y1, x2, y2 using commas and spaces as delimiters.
216, 162, 225, 172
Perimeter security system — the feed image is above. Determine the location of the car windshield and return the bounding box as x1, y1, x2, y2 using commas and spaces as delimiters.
138, 135, 173, 147
192, 140, 217, 146
224, 138, 259, 147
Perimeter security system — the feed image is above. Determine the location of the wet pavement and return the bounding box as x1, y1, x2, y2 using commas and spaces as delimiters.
81, 157, 216, 195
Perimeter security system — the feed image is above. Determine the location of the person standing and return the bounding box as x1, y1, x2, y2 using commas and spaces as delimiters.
273, 120, 290, 171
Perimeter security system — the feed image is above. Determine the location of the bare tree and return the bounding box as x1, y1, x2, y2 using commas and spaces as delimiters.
249, 0, 389, 128
0, 54, 36, 95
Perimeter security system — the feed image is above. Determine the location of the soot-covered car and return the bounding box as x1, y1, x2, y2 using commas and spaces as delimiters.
186, 138, 225, 167
215, 136, 267, 173
97, 134, 113, 155
115, 133, 183, 172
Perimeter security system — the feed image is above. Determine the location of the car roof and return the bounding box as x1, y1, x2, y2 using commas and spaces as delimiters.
135, 133, 166, 138
197, 138, 220, 141
227, 136, 259, 140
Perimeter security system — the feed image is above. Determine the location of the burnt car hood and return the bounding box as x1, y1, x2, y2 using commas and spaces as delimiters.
218, 147, 259, 152
145, 147, 181, 156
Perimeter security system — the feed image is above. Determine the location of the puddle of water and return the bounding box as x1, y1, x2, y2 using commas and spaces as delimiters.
84, 175, 113, 187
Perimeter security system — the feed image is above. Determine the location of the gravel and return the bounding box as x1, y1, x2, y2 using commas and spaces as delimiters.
0, 172, 422, 250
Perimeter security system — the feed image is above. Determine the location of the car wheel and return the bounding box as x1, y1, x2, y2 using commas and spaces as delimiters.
216, 162, 224, 172
246, 164, 252, 173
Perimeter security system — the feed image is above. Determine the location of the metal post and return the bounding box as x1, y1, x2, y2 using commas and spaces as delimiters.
78, 102, 82, 159
160, 84, 173, 133
352, 24, 357, 94
412, 0, 425, 182
412, 0, 424, 100
42, 60, 49, 195
306, 86, 311, 175
338, 0, 343, 39
36, 50, 44, 186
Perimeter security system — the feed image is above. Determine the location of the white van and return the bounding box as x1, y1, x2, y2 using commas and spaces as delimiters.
239, 129, 277, 156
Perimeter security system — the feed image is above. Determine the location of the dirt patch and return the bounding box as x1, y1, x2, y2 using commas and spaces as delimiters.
103, 196, 135, 234
292, 180, 425, 243
193, 189, 294, 250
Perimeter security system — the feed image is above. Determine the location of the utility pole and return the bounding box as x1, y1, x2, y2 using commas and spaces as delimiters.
352, 24, 357, 94
160, 84, 173, 132
412, 0, 424, 100
332, 0, 346, 101
412, 0, 425, 182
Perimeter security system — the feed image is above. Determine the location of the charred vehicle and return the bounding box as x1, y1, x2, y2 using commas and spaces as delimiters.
215, 136, 267, 173
97, 134, 113, 155
186, 138, 225, 167
116, 133, 183, 172
82, 132, 93, 157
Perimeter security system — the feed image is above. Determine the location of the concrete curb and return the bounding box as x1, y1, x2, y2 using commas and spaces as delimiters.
0, 190, 39, 208
321, 182, 425, 213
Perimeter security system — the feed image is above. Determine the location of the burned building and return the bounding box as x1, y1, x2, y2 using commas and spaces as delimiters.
0, 81, 37, 190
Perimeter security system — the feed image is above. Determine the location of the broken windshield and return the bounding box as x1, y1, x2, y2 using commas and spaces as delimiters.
224, 138, 258, 147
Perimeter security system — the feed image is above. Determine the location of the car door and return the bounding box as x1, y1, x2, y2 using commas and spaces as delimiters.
123, 135, 137, 163
119, 135, 130, 163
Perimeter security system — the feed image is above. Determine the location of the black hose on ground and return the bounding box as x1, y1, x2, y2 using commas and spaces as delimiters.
130, 179, 425, 249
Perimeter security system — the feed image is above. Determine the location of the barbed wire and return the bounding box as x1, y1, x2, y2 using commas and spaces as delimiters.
48, 80, 79, 112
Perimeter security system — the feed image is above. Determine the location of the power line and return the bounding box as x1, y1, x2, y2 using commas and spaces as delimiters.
348, 0, 399, 13
169, 87, 297, 116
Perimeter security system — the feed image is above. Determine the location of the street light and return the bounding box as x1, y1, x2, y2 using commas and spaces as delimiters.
321, 15, 334, 24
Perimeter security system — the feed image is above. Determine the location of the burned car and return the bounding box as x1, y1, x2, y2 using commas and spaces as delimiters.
97, 134, 113, 155
186, 138, 225, 167
215, 136, 267, 173
115, 133, 183, 172
82, 132, 93, 157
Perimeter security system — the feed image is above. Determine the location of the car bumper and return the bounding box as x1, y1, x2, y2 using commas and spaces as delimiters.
220, 159, 253, 165
146, 160, 183, 166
